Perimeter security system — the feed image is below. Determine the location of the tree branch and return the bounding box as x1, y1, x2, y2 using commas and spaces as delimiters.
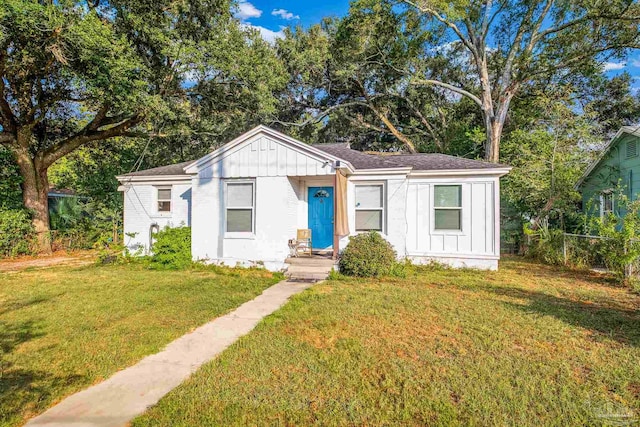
402, 0, 479, 58
0, 131, 15, 145
411, 79, 483, 107
0, 58, 16, 133
42, 114, 144, 167
270, 101, 370, 127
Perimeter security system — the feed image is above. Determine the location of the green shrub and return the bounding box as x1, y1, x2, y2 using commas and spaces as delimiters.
588, 197, 640, 286
0, 208, 35, 257
149, 226, 192, 269
524, 224, 565, 266
339, 231, 397, 277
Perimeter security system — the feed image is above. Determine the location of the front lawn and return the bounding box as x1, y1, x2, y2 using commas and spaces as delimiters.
0, 263, 280, 427
134, 258, 640, 426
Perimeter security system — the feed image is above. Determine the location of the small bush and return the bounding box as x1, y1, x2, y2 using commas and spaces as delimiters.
524, 225, 565, 266
0, 208, 35, 257
339, 231, 397, 277
149, 226, 192, 269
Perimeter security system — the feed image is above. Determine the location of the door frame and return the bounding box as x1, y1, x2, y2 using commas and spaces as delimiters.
307, 185, 335, 250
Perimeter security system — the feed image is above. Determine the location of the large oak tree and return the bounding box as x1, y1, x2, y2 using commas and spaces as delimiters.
0, 0, 285, 253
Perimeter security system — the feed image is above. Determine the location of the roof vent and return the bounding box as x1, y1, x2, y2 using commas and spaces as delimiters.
627, 140, 638, 158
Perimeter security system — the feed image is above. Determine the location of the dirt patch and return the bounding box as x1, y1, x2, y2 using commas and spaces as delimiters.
0, 251, 96, 272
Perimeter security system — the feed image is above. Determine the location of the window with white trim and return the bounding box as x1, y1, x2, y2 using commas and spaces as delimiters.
355, 184, 384, 232
157, 187, 172, 212
225, 181, 255, 233
601, 191, 614, 217
434, 185, 462, 231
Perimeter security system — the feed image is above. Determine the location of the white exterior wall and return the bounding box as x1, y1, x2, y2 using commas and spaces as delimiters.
338, 174, 409, 256
122, 182, 191, 254
404, 176, 500, 270
191, 133, 336, 270
120, 128, 505, 271
191, 176, 302, 270
197, 134, 335, 179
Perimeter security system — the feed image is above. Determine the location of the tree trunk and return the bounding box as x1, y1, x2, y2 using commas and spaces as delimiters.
13, 132, 52, 254
485, 119, 502, 163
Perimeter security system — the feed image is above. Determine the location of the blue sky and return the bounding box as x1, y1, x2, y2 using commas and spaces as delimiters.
234, 1, 349, 41
235, 1, 639, 92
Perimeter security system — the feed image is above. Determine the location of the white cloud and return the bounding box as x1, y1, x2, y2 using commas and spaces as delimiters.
235, 1, 262, 21
271, 8, 300, 20
241, 23, 285, 44
631, 58, 640, 68
603, 61, 626, 71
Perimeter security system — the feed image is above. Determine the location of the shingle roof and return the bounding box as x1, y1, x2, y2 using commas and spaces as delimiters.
120, 142, 507, 178
314, 143, 507, 171
120, 160, 194, 177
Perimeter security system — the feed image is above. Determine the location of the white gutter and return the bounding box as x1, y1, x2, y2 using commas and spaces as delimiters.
116, 174, 193, 185
409, 168, 511, 177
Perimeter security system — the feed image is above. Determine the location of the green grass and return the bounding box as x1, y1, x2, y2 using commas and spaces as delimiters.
133, 258, 640, 426
0, 263, 281, 427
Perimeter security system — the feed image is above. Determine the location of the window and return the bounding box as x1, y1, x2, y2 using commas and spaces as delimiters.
434, 185, 462, 231
157, 188, 171, 212
601, 191, 614, 217
226, 181, 254, 233
627, 140, 638, 158
355, 184, 384, 232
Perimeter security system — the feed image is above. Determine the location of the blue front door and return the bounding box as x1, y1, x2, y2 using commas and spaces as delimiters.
308, 186, 334, 249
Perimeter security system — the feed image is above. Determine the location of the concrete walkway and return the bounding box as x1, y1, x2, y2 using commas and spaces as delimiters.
26, 280, 314, 427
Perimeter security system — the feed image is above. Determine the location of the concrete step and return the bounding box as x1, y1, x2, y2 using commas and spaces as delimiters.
285, 257, 337, 267
287, 265, 334, 275
285, 272, 331, 281
285, 256, 337, 281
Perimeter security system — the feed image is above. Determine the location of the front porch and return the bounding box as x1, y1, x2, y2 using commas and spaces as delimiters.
289, 175, 344, 258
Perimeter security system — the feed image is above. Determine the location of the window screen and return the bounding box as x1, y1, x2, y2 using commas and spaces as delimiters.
157, 188, 171, 212
226, 182, 254, 232
355, 184, 384, 232
434, 185, 462, 230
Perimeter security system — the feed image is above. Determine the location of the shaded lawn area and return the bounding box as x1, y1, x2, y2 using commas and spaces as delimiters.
134, 258, 640, 426
0, 263, 281, 427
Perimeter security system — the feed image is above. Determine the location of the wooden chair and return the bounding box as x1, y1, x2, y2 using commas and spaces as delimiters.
289, 229, 312, 257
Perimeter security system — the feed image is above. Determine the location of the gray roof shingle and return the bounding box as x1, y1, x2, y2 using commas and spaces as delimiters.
121, 142, 507, 178
314, 143, 506, 171
120, 160, 194, 177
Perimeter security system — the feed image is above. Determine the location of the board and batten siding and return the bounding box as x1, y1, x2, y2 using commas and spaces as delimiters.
197, 135, 334, 179
190, 133, 337, 269
405, 177, 499, 269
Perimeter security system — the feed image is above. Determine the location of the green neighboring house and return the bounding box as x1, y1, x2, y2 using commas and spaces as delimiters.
576, 126, 640, 218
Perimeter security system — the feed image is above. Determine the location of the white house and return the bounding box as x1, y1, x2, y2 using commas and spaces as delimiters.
117, 126, 511, 270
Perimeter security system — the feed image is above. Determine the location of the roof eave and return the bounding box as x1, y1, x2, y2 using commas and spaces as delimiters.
408, 167, 512, 177
575, 127, 632, 189
350, 167, 413, 175
116, 174, 193, 184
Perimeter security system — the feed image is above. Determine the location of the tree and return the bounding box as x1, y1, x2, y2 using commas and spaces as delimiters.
403, 0, 639, 161
0, 0, 285, 253
501, 91, 597, 228
275, 1, 482, 154
584, 72, 640, 137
